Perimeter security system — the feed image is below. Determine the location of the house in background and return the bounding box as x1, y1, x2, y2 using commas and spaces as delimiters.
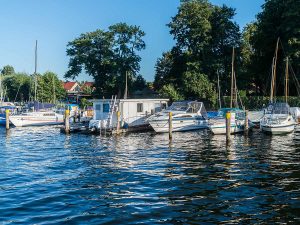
63, 81, 94, 103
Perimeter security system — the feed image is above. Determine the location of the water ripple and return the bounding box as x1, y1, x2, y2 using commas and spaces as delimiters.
0, 127, 300, 224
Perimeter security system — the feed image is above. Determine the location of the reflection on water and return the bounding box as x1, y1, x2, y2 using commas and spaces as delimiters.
0, 127, 300, 224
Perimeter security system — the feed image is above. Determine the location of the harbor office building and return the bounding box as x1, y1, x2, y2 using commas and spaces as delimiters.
89, 98, 169, 130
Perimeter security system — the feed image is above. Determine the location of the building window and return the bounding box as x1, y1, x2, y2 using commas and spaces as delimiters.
137, 103, 143, 112
95, 104, 101, 111
103, 103, 110, 113
154, 103, 161, 113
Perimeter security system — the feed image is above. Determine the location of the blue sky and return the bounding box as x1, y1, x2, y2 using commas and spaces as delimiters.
0, 0, 264, 81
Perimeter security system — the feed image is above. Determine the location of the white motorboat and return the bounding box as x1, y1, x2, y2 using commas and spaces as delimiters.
248, 110, 264, 128
209, 108, 247, 134
9, 110, 64, 127
148, 101, 208, 133
260, 103, 296, 134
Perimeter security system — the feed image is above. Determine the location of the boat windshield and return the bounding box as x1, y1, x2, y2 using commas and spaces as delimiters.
167, 102, 189, 111
265, 103, 290, 115
217, 108, 244, 118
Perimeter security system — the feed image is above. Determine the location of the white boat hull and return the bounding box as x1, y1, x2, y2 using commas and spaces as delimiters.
149, 118, 208, 133
10, 114, 64, 127
260, 113, 296, 134
260, 124, 295, 134
209, 124, 245, 134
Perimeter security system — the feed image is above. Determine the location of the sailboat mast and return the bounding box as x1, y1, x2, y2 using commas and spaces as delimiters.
285, 57, 289, 103
124, 71, 128, 99
271, 38, 280, 103
34, 40, 38, 102
217, 70, 222, 109
52, 74, 56, 104
230, 47, 235, 108
0, 73, 3, 103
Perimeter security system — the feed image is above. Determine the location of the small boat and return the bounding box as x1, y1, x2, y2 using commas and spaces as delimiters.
9, 110, 64, 127
148, 101, 208, 133
0, 105, 16, 126
209, 108, 247, 134
260, 38, 297, 134
260, 103, 296, 134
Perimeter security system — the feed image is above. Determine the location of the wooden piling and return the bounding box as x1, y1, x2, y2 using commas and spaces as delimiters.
244, 110, 249, 135
65, 109, 70, 134
169, 112, 173, 140
226, 112, 231, 143
116, 111, 120, 134
5, 109, 9, 130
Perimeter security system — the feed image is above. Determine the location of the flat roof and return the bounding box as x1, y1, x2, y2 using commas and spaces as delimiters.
91, 98, 169, 103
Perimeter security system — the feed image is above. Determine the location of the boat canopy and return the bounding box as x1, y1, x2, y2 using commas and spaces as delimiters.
167, 101, 207, 118
265, 102, 290, 114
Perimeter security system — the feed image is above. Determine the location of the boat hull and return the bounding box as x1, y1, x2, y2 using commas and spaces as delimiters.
149, 118, 208, 133
10, 115, 64, 127
209, 124, 245, 135
261, 124, 295, 134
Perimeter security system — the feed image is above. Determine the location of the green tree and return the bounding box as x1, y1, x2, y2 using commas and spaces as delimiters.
36, 72, 66, 103
132, 74, 147, 91
154, 0, 240, 105
1, 65, 15, 76
81, 85, 94, 95
65, 23, 146, 98
247, 0, 300, 95
159, 84, 184, 102
3, 73, 31, 102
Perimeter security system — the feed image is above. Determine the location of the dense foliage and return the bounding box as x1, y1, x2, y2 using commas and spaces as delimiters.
154, 0, 241, 106
155, 0, 300, 107
65, 22, 146, 98
1, 66, 66, 103
245, 0, 300, 96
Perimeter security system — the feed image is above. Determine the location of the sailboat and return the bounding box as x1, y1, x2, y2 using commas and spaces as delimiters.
9, 41, 64, 127
209, 48, 248, 134
260, 38, 296, 134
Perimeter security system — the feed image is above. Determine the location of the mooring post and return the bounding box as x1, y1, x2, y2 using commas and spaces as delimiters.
116, 111, 120, 134
5, 109, 10, 130
65, 108, 70, 134
73, 110, 76, 123
169, 112, 173, 140
226, 112, 231, 143
244, 110, 249, 135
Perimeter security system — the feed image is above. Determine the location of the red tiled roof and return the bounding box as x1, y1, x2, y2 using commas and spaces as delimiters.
64, 82, 77, 91
81, 82, 95, 91
82, 82, 94, 88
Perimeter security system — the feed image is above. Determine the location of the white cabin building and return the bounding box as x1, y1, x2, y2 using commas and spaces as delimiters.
89, 98, 169, 130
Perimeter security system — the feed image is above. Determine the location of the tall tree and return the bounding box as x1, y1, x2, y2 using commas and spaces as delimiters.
1, 65, 15, 76
248, 0, 300, 95
65, 23, 146, 98
36, 72, 66, 103
2, 73, 31, 102
155, 0, 241, 105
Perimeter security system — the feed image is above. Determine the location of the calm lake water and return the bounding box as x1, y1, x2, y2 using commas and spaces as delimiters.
0, 126, 300, 224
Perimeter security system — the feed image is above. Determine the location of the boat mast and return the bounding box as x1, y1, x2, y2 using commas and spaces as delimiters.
124, 71, 128, 99
34, 40, 38, 102
270, 38, 280, 103
285, 57, 289, 103
0, 73, 3, 103
217, 70, 222, 109
230, 47, 235, 108
52, 74, 56, 104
